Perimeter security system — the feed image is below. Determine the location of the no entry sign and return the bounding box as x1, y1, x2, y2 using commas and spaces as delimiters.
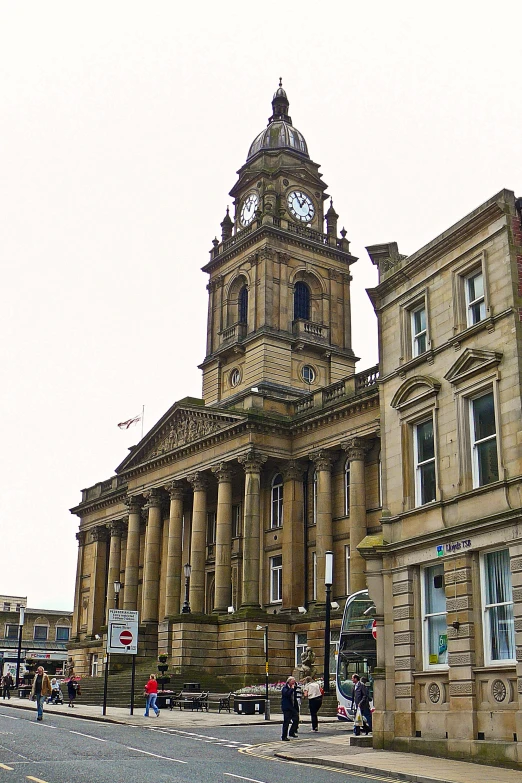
371, 619, 377, 640
107, 609, 139, 655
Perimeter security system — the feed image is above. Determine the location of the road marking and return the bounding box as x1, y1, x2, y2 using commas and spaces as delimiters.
26, 777, 50, 783
224, 775, 267, 783
125, 747, 187, 764
149, 727, 252, 748
0, 764, 14, 770
0, 714, 19, 720
69, 731, 106, 742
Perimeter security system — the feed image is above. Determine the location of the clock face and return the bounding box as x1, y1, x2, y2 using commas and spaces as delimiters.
240, 193, 259, 227
287, 190, 315, 223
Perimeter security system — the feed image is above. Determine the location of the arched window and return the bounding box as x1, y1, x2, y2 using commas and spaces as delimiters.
271, 473, 284, 528
344, 460, 351, 515
239, 285, 248, 324
294, 281, 310, 321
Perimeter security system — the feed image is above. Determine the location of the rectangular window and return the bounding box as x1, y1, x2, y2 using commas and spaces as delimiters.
312, 552, 317, 601
312, 471, 318, 525
470, 391, 499, 487
465, 270, 486, 326
330, 629, 340, 678
5, 625, 18, 639
3, 603, 11, 612
33, 625, 48, 641
56, 626, 70, 642
411, 304, 427, 356
422, 564, 447, 668
482, 549, 515, 664
90, 654, 99, 677
345, 545, 351, 595
344, 462, 350, 515
232, 504, 242, 538
206, 511, 216, 545
270, 555, 283, 603
414, 418, 436, 505
295, 633, 307, 668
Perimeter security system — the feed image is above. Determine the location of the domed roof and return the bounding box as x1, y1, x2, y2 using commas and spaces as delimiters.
247, 80, 309, 162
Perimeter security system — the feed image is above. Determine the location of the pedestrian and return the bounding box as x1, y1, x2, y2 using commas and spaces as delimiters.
351, 674, 372, 735
144, 673, 160, 718
67, 677, 78, 707
30, 666, 52, 721
2, 671, 14, 700
280, 676, 299, 741
304, 675, 323, 732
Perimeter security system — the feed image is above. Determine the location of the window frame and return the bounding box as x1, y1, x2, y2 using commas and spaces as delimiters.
55, 626, 70, 642
312, 551, 317, 601
344, 459, 351, 515
480, 548, 516, 666
232, 503, 242, 538
4, 624, 18, 640
469, 389, 499, 488
312, 470, 318, 525
295, 632, 307, 668
411, 302, 427, 357
269, 554, 283, 604
452, 252, 490, 336
421, 563, 448, 670
294, 281, 311, 321
413, 417, 437, 506
465, 269, 486, 327
270, 473, 284, 529
33, 624, 49, 641
399, 290, 431, 366
345, 545, 351, 595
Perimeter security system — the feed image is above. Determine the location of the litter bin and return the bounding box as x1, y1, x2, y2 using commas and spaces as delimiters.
183, 682, 200, 691
233, 695, 266, 715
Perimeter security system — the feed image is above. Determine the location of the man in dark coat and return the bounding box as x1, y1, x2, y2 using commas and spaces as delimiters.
280, 676, 299, 741
352, 673, 372, 734
2, 672, 14, 699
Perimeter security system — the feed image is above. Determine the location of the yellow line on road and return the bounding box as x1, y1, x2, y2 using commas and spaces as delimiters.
26, 777, 50, 783
0, 764, 13, 770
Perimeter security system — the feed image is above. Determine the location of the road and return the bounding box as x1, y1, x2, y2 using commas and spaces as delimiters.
0, 706, 388, 783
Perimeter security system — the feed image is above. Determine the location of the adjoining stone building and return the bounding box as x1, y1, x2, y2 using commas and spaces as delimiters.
69, 83, 381, 681
364, 189, 522, 765
69, 82, 522, 766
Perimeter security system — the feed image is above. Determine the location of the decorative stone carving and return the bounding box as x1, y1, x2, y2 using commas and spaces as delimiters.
108, 520, 125, 537
165, 480, 185, 501
124, 495, 143, 514
144, 488, 163, 509
76, 531, 86, 547
211, 462, 234, 483
187, 472, 210, 492
298, 646, 317, 678
238, 448, 267, 474
492, 679, 507, 702
428, 683, 441, 703
341, 437, 370, 462
281, 460, 305, 482
146, 410, 236, 458
90, 526, 108, 543
309, 449, 333, 472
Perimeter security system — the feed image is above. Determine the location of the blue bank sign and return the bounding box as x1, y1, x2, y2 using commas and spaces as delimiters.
437, 539, 472, 557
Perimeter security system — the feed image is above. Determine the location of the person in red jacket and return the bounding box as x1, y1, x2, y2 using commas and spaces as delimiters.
144, 674, 160, 717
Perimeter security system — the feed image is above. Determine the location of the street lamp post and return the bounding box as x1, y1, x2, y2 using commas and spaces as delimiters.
323, 551, 333, 695
256, 624, 270, 720
114, 581, 121, 609
181, 563, 192, 613
15, 606, 25, 692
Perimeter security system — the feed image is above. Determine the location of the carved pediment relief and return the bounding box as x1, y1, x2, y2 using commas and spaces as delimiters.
390, 376, 441, 411
444, 349, 502, 386
144, 411, 237, 461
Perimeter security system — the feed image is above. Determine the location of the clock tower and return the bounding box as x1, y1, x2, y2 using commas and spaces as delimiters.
200, 82, 358, 408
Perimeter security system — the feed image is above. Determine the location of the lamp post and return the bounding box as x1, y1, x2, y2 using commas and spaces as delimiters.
113, 580, 121, 609
15, 606, 25, 692
256, 624, 270, 720
323, 550, 333, 695
181, 563, 191, 613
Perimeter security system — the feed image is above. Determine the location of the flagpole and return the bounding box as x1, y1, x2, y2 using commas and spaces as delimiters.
141, 405, 144, 439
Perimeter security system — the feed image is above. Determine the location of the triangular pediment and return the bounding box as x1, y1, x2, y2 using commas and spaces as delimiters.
444, 349, 502, 385
116, 399, 246, 473
390, 376, 441, 410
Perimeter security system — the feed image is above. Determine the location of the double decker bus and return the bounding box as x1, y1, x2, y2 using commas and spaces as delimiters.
336, 589, 377, 721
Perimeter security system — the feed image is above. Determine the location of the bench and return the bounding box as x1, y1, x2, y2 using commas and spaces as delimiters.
203, 692, 233, 713
170, 690, 208, 711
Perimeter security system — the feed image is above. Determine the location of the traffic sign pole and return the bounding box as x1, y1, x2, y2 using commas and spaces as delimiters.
102, 654, 109, 716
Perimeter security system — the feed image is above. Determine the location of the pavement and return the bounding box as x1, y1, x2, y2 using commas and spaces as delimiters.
1, 696, 521, 783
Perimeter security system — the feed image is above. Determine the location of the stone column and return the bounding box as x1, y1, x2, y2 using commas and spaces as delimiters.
123, 496, 143, 611
141, 489, 163, 623
281, 460, 305, 610
187, 473, 209, 614
72, 531, 86, 639
238, 448, 267, 608
106, 520, 125, 621
211, 463, 234, 613
87, 526, 108, 638
342, 437, 369, 594
164, 481, 185, 617
310, 450, 333, 604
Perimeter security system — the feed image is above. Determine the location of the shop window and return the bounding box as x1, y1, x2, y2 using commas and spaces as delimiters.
422, 564, 448, 668
414, 418, 436, 505
271, 474, 283, 528
481, 549, 515, 664
270, 555, 283, 603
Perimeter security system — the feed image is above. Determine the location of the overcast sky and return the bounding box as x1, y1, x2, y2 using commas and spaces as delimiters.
1, 1, 520, 610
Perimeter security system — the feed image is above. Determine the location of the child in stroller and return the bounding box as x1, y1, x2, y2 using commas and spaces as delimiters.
48, 678, 63, 705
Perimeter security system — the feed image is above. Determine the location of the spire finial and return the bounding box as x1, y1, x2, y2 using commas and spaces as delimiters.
279, 77, 282, 87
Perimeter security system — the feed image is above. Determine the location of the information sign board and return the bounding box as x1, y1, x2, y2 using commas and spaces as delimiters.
107, 609, 138, 655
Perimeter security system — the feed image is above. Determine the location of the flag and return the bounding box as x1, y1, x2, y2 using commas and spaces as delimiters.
118, 415, 141, 430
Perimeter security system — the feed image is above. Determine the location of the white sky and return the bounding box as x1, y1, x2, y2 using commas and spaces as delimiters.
1, 1, 520, 610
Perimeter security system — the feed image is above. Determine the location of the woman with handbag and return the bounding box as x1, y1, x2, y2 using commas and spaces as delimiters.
303, 676, 323, 732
